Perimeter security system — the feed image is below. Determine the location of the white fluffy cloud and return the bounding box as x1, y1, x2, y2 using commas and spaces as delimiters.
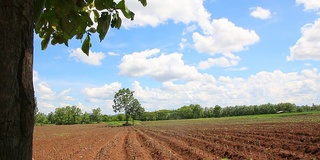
79, 68, 318, 112
301, 68, 318, 79
126, 68, 320, 111
296, 0, 320, 12
34, 67, 320, 114
108, 52, 120, 56
179, 38, 188, 50
34, 72, 77, 113
82, 82, 122, 102
118, 48, 204, 82
250, 7, 271, 19
122, 1, 259, 70
37, 82, 55, 100
198, 52, 240, 69
182, 25, 197, 36
288, 18, 320, 61
247, 69, 320, 104
193, 18, 260, 55
69, 48, 106, 65
122, 0, 205, 28
122, 0, 214, 40
35, 83, 76, 113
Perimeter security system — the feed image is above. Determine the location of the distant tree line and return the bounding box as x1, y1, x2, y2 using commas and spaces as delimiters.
36, 103, 320, 125
35, 88, 145, 126
36, 106, 101, 125
141, 103, 320, 121
35, 106, 138, 126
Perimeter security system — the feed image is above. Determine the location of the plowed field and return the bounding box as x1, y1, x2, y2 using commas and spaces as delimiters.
33, 114, 320, 159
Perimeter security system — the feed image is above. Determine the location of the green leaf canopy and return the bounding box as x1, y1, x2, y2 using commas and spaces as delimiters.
34, 0, 147, 55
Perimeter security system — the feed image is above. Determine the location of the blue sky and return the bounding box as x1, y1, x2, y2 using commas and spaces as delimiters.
34, 0, 320, 115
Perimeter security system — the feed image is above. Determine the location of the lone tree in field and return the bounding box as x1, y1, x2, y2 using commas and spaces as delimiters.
0, 0, 146, 159
112, 88, 144, 125
129, 98, 145, 125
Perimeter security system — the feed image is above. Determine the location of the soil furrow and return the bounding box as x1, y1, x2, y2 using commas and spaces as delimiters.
139, 128, 221, 159
125, 127, 153, 160
95, 127, 128, 160
135, 128, 183, 160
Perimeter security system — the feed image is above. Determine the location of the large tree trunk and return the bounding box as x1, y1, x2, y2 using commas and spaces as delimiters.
0, 0, 35, 159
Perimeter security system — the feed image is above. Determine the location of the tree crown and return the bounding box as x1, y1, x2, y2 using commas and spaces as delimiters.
34, 0, 147, 55
112, 88, 144, 125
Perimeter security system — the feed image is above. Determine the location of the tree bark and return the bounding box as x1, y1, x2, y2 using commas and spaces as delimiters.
0, 0, 35, 159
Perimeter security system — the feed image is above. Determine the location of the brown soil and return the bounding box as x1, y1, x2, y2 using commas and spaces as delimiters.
33, 121, 320, 160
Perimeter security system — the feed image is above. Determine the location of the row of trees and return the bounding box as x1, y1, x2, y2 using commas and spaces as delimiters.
36, 88, 145, 126
36, 102, 320, 125
36, 106, 105, 126
141, 103, 320, 121
35, 106, 142, 126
